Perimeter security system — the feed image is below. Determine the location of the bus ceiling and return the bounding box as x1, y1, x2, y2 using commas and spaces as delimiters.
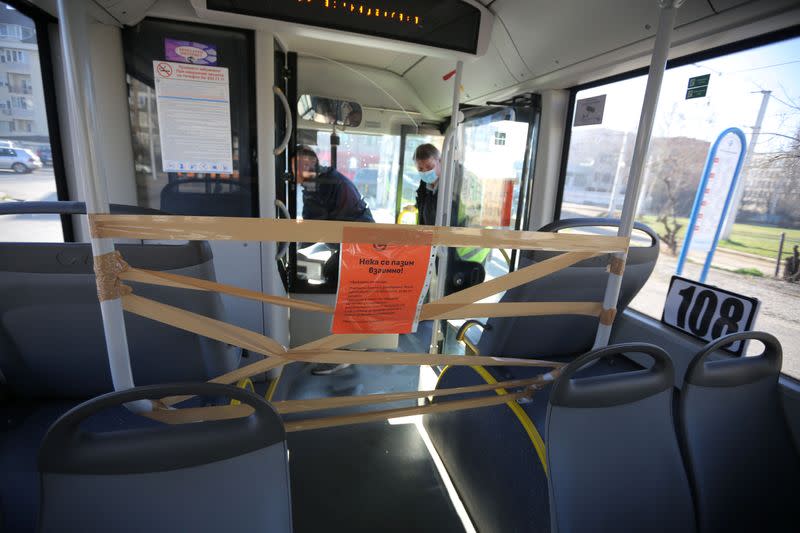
33, 0, 800, 116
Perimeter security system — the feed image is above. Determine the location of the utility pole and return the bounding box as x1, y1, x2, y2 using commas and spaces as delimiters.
720, 90, 771, 239
606, 131, 629, 217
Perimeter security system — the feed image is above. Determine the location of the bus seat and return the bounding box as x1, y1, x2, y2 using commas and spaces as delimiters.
678, 332, 800, 532
160, 178, 252, 217
422, 350, 649, 533
38, 383, 292, 533
474, 218, 659, 359
546, 343, 695, 532
0, 202, 240, 398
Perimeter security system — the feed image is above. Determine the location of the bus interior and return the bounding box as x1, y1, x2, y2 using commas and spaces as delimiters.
1, 0, 800, 532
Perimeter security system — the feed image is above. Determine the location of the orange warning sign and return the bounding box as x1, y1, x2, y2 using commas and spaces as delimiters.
332, 242, 434, 334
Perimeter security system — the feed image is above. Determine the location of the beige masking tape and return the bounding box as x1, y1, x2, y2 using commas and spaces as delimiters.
421, 302, 603, 320
89, 215, 628, 253
342, 225, 434, 245
146, 389, 531, 429
279, 350, 564, 369
423, 251, 598, 308
273, 376, 550, 414
599, 307, 618, 326
145, 377, 548, 425
608, 256, 626, 276
143, 404, 254, 424
284, 390, 531, 432
94, 251, 132, 302
121, 268, 334, 314
122, 293, 287, 358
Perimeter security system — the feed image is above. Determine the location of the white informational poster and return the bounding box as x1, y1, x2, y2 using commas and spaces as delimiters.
573, 95, 606, 126
689, 131, 744, 253
153, 61, 233, 174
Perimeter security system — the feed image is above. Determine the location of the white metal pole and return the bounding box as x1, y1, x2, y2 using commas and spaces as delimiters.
429, 61, 463, 354
720, 90, 771, 239
593, 0, 682, 349
57, 0, 147, 411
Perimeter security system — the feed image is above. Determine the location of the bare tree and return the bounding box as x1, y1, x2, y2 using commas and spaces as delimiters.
656, 174, 683, 255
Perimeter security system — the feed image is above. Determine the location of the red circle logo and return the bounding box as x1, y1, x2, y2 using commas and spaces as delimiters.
157, 62, 173, 78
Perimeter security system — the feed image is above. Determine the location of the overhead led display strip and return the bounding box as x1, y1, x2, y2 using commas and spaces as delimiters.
207, 0, 482, 54
317, 0, 421, 26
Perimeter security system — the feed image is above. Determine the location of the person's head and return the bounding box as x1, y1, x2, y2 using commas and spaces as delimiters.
292, 145, 319, 185
413, 143, 441, 184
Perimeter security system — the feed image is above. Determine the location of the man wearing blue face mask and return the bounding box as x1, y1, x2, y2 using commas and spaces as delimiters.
413, 143, 442, 226
413, 143, 488, 294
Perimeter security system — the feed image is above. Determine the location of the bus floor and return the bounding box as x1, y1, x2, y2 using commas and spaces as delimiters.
274, 325, 467, 532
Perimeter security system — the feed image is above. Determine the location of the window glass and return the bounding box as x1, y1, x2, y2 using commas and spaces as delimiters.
457, 113, 530, 284
294, 128, 399, 287
0, 2, 60, 243
123, 19, 257, 217
560, 36, 800, 378
400, 132, 444, 220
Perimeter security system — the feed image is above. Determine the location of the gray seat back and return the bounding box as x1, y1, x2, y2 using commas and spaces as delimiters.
0, 203, 240, 398
546, 343, 695, 533
477, 218, 659, 358
679, 332, 800, 532
38, 383, 292, 533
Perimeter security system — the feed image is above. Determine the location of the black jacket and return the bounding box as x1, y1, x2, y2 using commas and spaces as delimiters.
415, 181, 438, 226
302, 168, 374, 222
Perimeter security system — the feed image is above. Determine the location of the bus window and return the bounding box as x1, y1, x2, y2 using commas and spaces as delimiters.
459, 112, 530, 281
399, 129, 444, 221
122, 19, 257, 217
559, 35, 800, 379
0, 2, 65, 242
293, 128, 399, 289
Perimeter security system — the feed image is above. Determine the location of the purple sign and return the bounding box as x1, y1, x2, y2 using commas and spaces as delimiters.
165, 39, 217, 65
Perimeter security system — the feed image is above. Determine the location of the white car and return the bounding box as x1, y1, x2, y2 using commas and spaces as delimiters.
0, 147, 43, 173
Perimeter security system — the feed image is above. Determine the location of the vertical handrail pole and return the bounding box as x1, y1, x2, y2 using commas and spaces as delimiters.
56, 0, 147, 411
430, 60, 463, 353
593, 0, 683, 349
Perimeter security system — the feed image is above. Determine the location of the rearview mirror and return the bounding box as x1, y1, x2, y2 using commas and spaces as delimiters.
298, 95, 362, 128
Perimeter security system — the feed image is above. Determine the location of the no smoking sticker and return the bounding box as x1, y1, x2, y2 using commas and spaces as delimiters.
156, 62, 173, 77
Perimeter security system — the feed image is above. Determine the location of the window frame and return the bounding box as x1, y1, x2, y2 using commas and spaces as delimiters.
4, 0, 72, 241
553, 24, 800, 382
555, 24, 800, 222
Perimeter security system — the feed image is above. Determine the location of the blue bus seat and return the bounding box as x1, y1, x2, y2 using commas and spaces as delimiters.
546, 343, 695, 532
0, 202, 240, 398
422, 349, 651, 532
38, 383, 292, 532
160, 178, 252, 217
474, 218, 659, 359
678, 332, 800, 532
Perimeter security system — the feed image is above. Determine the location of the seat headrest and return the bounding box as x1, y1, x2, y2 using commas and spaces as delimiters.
550, 343, 673, 408
526, 218, 659, 266
39, 383, 284, 475
684, 331, 781, 388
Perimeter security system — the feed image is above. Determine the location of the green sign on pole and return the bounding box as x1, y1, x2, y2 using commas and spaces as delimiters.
688, 74, 711, 88
686, 86, 709, 99
686, 74, 710, 99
